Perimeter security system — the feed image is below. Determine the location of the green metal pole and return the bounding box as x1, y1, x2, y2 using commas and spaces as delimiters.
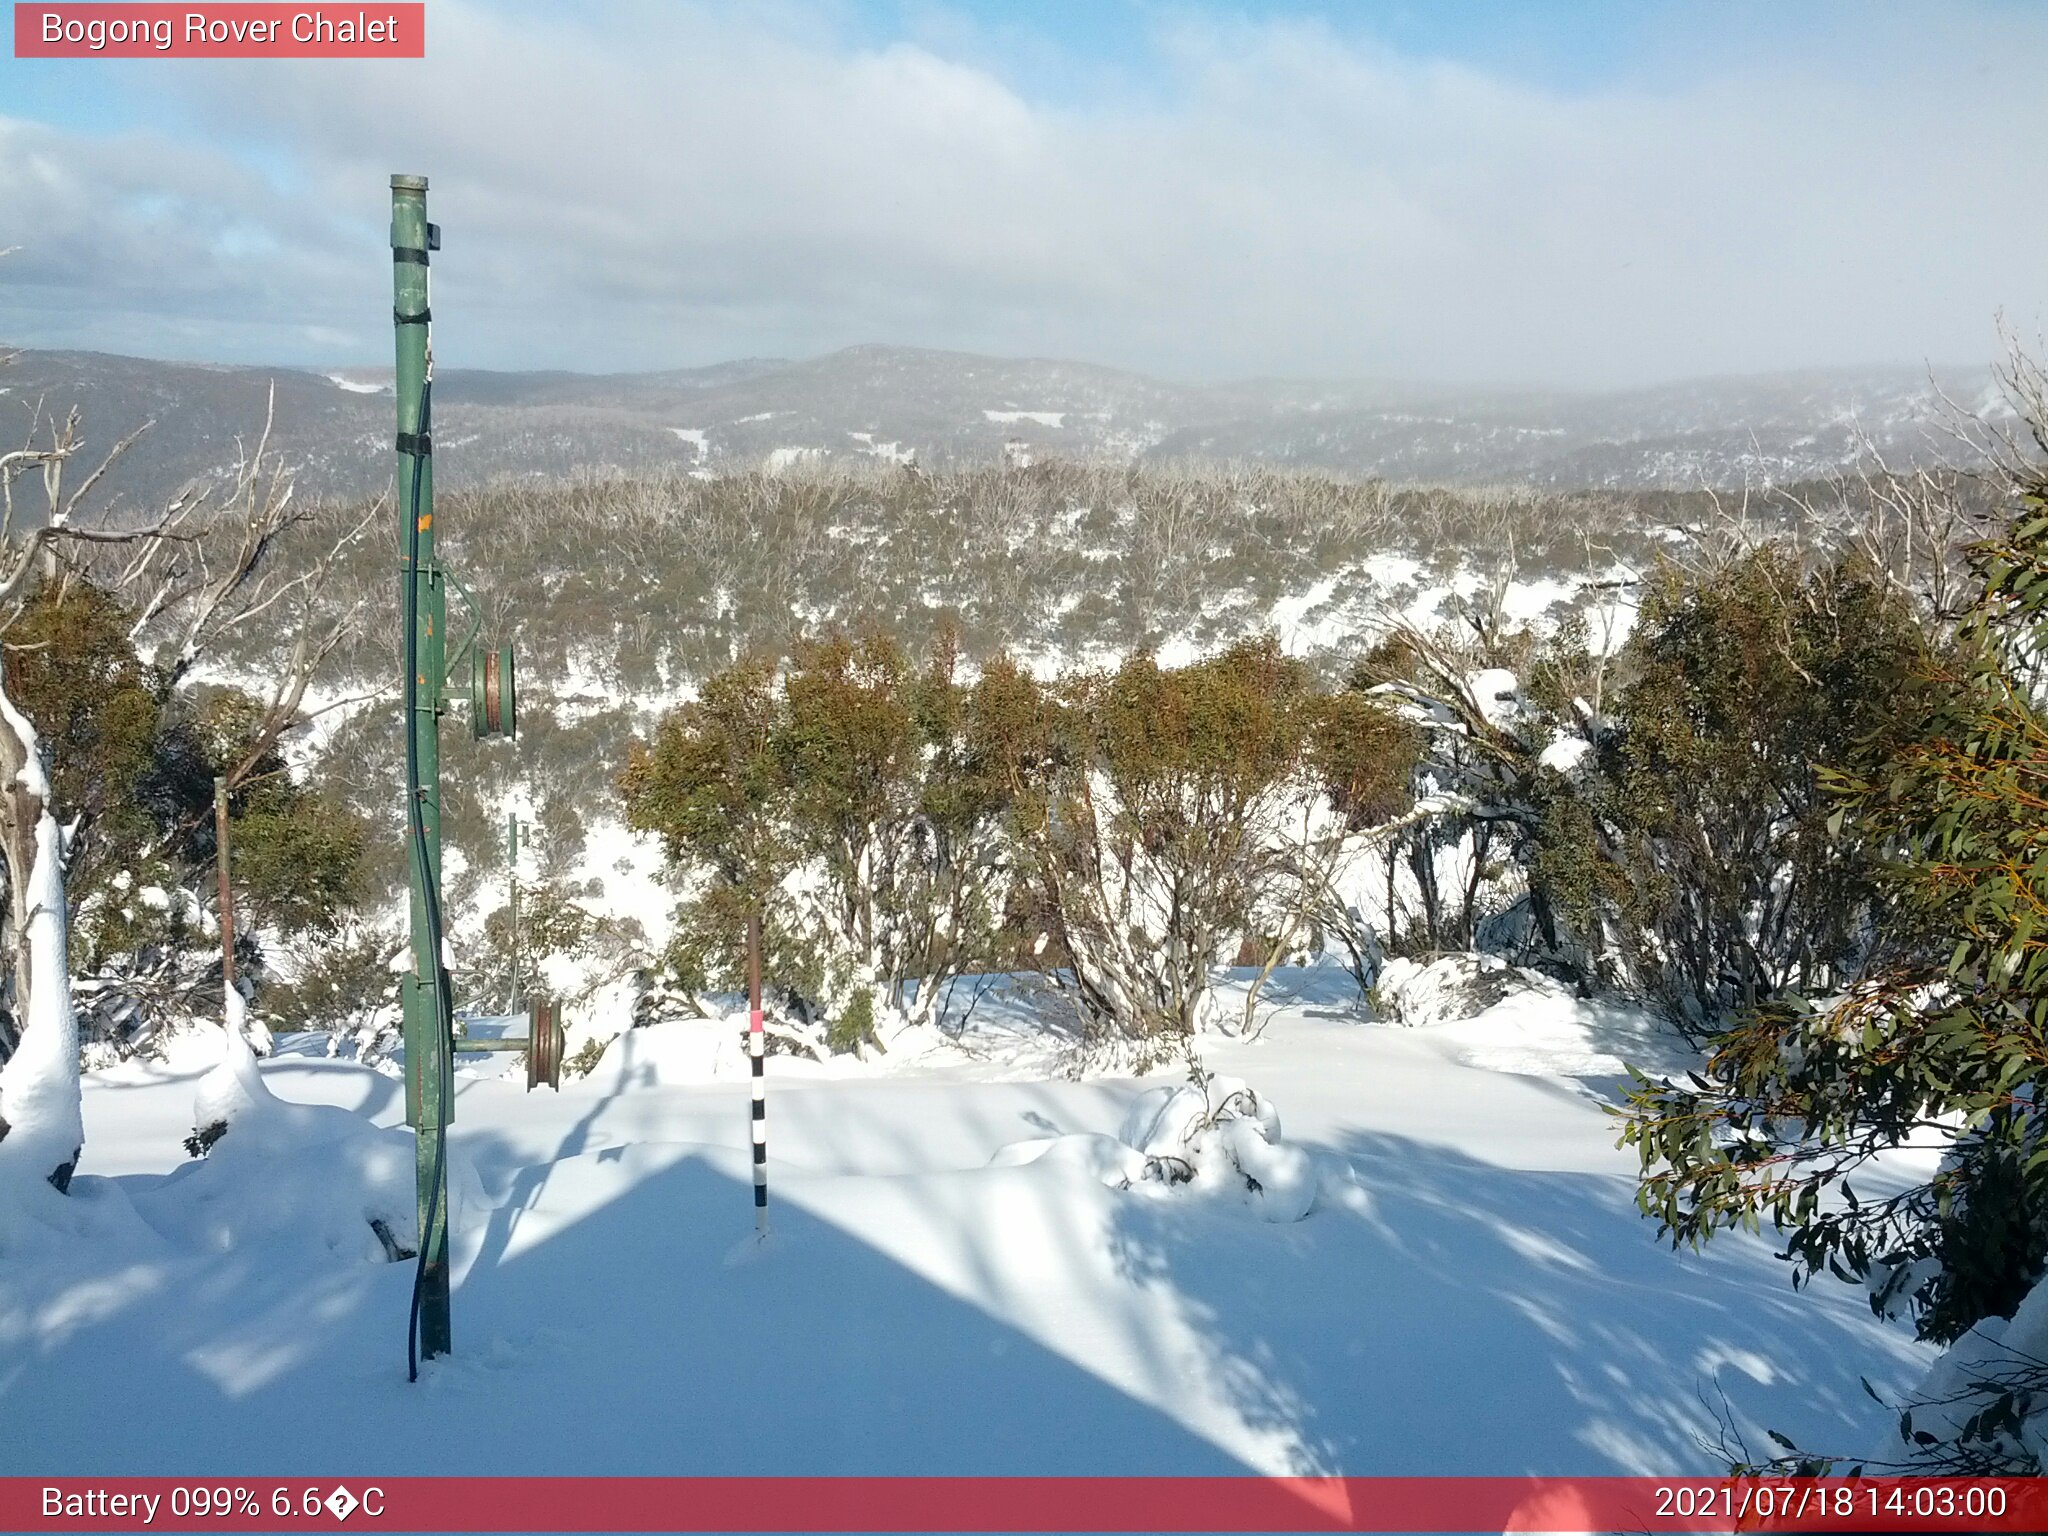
392, 172, 451, 1362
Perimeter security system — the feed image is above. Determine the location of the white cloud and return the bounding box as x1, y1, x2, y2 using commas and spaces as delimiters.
2, 2, 2042, 384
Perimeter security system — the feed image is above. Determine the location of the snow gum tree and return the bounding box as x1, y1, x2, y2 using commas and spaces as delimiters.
1286, 686, 1423, 997
1621, 444, 2048, 1373
622, 627, 1041, 1047
1590, 549, 1930, 1024
618, 653, 791, 1004
1348, 612, 1594, 980
773, 628, 925, 1043
10, 616, 370, 1045
1016, 636, 1322, 1052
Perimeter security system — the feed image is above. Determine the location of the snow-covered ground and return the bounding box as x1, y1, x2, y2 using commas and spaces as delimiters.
1, 966, 1932, 1479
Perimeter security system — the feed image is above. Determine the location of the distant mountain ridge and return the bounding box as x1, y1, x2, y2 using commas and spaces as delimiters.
0, 341, 2002, 512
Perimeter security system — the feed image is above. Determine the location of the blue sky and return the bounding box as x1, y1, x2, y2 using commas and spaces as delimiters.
2, 2, 2043, 383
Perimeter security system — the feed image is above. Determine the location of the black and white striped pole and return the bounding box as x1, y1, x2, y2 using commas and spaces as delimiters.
747, 913, 769, 1233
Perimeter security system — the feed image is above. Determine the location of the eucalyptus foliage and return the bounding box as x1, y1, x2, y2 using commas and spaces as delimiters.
1622, 466, 2048, 1347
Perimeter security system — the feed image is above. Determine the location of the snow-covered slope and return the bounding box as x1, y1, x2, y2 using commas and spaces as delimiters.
2, 968, 1931, 1479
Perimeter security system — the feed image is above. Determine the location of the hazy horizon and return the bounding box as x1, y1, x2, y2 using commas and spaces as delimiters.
3, 336, 2007, 403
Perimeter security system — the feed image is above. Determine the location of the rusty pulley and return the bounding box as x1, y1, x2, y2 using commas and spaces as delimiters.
472, 644, 517, 740
525, 995, 565, 1091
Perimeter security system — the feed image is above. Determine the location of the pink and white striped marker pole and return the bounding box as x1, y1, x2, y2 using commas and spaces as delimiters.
747, 913, 769, 1233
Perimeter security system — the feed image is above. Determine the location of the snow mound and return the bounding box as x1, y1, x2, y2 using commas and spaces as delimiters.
560, 974, 643, 1071
0, 796, 84, 1193
157, 1019, 486, 1264
988, 1131, 1149, 1186
999, 1075, 1317, 1222
590, 1016, 743, 1087
1375, 953, 1551, 1027
191, 993, 269, 1132
1379, 953, 1688, 1081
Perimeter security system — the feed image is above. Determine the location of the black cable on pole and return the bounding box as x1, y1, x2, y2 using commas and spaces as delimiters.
403, 375, 452, 1384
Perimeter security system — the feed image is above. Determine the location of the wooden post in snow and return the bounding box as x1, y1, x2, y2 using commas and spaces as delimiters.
213, 776, 235, 1002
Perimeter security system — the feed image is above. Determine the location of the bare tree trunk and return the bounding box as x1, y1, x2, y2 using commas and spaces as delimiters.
0, 697, 36, 1019
0, 686, 82, 1193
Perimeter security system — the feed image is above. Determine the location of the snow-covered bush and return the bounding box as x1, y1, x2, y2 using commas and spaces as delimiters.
1876, 1268, 2048, 1474
476, 875, 652, 1018
1121, 1072, 1317, 1221
555, 972, 643, 1072
1373, 953, 1550, 1028
1351, 618, 1587, 974
260, 918, 403, 1061
0, 612, 366, 1200
0, 556, 370, 1074
996, 1071, 1319, 1222
773, 626, 1020, 1038
1358, 538, 1935, 1030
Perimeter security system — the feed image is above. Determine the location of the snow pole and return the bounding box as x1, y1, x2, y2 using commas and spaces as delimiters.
748, 913, 768, 1232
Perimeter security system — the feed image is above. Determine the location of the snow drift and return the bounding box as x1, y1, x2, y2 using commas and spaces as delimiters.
164, 1011, 488, 1264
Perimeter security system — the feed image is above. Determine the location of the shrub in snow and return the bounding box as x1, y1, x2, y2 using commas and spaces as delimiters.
1855, 1100, 2048, 1346
1356, 619, 1570, 962
560, 1036, 609, 1080
1874, 1267, 2048, 1474
535, 971, 653, 1078
1752, 1265, 2048, 1479
262, 919, 403, 1062
1372, 953, 1553, 1027
1002, 1072, 1318, 1222
828, 988, 878, 1055
8, 578, 371, 1067
1578, 549, 1927, 1025
481, 877, 652, 1021
1123, 1074, 1314, 1221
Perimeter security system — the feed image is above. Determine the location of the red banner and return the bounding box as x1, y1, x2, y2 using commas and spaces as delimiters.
14, 4, 424, 58
2, 1476, 2044, 1532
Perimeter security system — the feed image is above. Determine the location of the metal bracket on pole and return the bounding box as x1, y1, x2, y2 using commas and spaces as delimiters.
442, 566, 484, 676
